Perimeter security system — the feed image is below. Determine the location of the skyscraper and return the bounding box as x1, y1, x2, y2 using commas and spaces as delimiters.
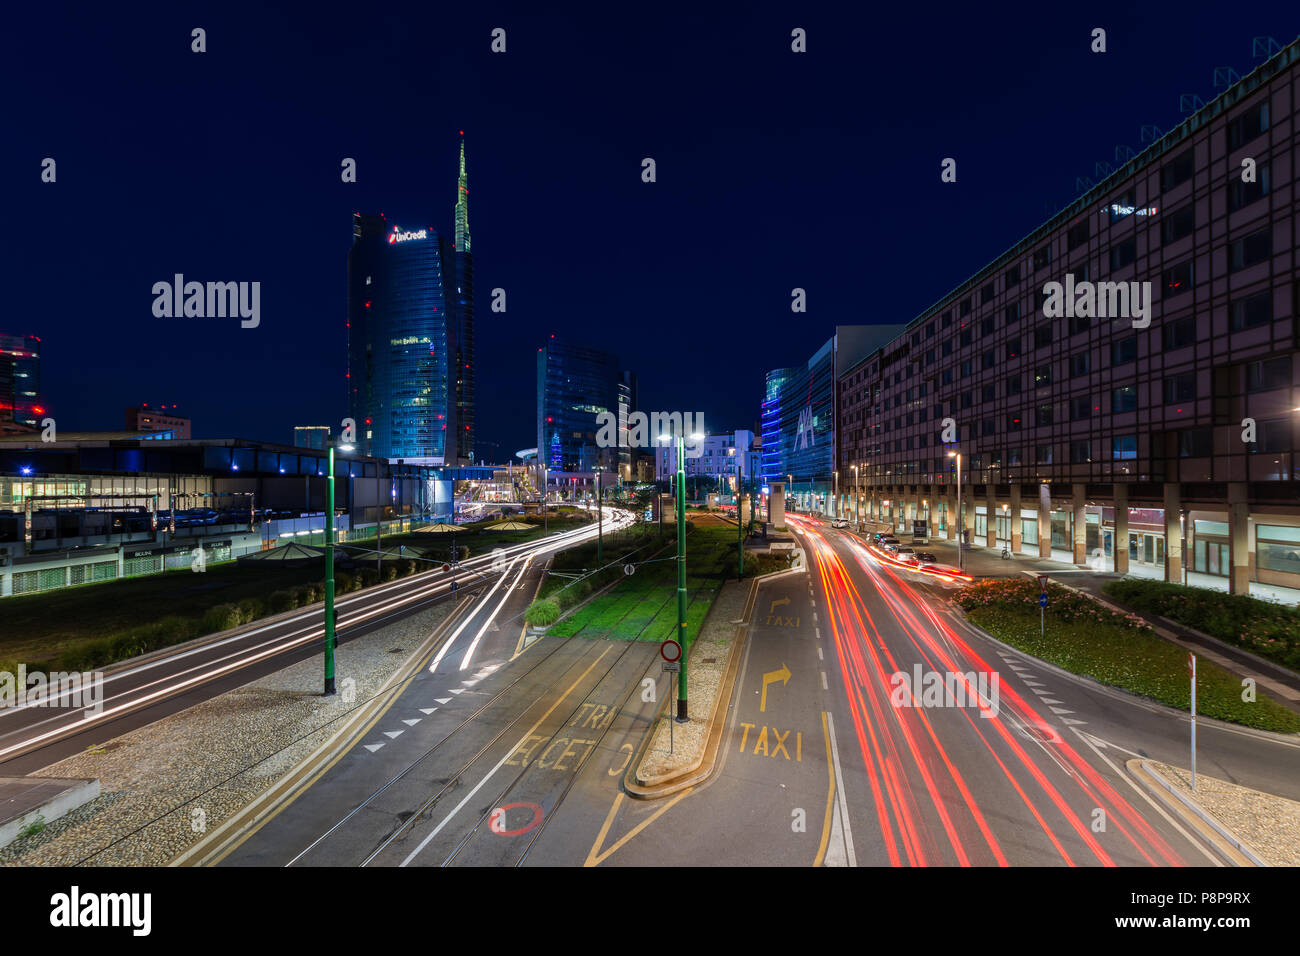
537, 336, 630, 473
0, 333, 41, 429
346, 137, 475, 464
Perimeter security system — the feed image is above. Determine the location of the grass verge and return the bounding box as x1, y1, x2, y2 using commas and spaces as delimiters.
956, 579, 1300, 733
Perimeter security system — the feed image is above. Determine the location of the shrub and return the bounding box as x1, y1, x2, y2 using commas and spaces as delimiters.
524, 599, 561, 627
202, 603, 244, 633
335, 573, 355, 594
268, 590, 297, 614
381, 563, 399, 582
236, 598, 264, 623
356, 567, 379, 588
399, 559, 417, 577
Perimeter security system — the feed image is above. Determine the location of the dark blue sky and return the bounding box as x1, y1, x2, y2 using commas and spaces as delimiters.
8, 3, 1295, 459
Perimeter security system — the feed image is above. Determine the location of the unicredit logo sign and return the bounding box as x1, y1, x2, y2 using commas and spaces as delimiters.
389, 228, 429, 244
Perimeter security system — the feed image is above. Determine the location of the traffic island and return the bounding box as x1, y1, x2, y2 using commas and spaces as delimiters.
625, 578, 758, 796
1129, 759, 1295, 866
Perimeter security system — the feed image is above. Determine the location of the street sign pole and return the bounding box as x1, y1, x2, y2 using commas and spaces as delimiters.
1189, 652, 1197, 790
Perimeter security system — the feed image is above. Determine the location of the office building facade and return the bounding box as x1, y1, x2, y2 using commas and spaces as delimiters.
347, 137, 475, 465
0, 333, 41, 429
536, 337, 635, 475
126, 405, 190, 439
837, 41, 1300, 595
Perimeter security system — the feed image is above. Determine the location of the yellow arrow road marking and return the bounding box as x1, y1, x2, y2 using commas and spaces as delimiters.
768, 597, 790, 615
584, 788, 694, 867
759, 663, 791, 713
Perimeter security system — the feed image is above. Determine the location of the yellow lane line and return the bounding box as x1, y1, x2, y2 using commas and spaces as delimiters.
815, 710, 834, 866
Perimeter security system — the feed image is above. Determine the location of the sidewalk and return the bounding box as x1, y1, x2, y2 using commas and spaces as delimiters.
900, 531, 1300, 716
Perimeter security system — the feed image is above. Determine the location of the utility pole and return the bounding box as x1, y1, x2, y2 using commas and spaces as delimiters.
324, 443, 341, 695
674, 434, 688, 720
597, 469, 603, 565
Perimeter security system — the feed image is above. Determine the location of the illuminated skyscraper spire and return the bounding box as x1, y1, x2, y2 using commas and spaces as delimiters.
455, 132, 470, 253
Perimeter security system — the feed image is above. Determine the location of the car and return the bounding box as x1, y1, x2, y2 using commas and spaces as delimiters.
919, 562, 966, 579
879, 536, 900, 546
914, 552, 937, 564
895, 547, 918, 563
831, 517, 848, 528
882, 543, 900, 555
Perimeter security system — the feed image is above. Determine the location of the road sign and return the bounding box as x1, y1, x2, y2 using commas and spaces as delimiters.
623, 563, 635, 576
1038, 592, 1048, 608
660, 639, 682, 663
662, 661, 680, 672
442, 563, 452, 573
1037, 574, 1050, 591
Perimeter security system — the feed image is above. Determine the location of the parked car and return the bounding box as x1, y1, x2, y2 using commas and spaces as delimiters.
895, 547, 918, 563
915, 552, 938, 564
831, 517, 848, 529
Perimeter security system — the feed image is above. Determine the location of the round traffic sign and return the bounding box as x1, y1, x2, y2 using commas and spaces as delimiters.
660, 639, 682, 663
623, 563, 635, 576
442, 563, 452, 573
1038, 592, 1048, 608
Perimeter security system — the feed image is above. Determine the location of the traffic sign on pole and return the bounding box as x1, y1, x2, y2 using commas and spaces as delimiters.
660, 639, 682, 663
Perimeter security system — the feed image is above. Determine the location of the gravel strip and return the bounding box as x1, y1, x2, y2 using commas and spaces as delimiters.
639, 580, 750, 780
1147, 760, 1299, 867
0, 600, 454, 867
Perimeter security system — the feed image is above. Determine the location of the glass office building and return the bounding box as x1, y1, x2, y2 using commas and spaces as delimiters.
537, 337, 630, 474
346, 138, 475, 464
0, 332, 41, 429
763, 338, 836, 510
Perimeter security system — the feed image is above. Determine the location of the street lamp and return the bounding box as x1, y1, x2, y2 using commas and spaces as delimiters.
660, 430, 704, 721
323, 440, 355, 695
730, 446, 743, 577
851, 464, 859, 528
948, 450, 963, 571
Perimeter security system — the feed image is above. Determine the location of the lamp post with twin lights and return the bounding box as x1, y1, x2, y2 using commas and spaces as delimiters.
660, 429, 703, 721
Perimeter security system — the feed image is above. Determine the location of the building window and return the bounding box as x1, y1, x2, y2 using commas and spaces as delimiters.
1255, 418, 1290, 454
981, 283, 995, 305
1005, 338, 1021, 360
982, 383, 995, 402
1246, 356, 1291, 392
960, 327, 973, 346
1112, 435, 1137, 460
1161, 204, 1196, 245
1071, 439, 1091, 463
1227, 100, 1270, 151
1067, 219, 1090, 251
981, 316, 995, 336
1033, 246, 1051, 272
1036, 404, 1054, 427
942, 310, 953, 328
982, 350, 996, 370
1162, 315, 1195, 351
1006, 264, 1021, 286
961, 391, 973, 409
1109, 238, 1137, 270
1034, 323, 1054, 348
1069, 352, 1091, 377
1162, 259, 1194, 298
1229, 229, 1271, 272
1229, 164, 1270, 212
1068, 312, 1091, 336
1006, 413, 1023, 432
942, 340, 953, 357
1163, 371, 1195, 404
1111, 336, 1137, 366
960, 360, 972, 378
1034, 364, 1052, 388
1005, 302, 1021, 324
1070, 396, 1092, 420
942, 369, 953, 385
1178, 428, 1213, 458
960, 299, 972, 317
1256, 525, 1300, 574
1036, 444, 1054, 464
1008, 447, 1023, 466
1007, 375, 1022, 396
1230, 290, 1272, 331
1160, 148, 1194, 192
982, 418, 996, 436
1113, 385, 1138, 412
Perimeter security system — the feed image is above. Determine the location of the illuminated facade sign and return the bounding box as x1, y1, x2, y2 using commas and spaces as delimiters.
389, 228, 429, 244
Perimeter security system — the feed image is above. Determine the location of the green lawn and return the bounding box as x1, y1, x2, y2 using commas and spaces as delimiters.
957, 579, 1300, 733
548, 519, 759, 643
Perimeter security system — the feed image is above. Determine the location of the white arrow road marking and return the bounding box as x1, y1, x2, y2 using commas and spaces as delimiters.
435, 698, 451, 704
364, 744, 385, 752
402, 718, 421, 726
1049, 707, 1074, 715
449, 688, 464, 695
383, 730, 403, 739
420, 707, 437, 715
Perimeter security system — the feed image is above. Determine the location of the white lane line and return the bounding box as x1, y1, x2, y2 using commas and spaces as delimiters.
821, 671, 828, 690
817, 646, 823, 661
825, 711, 857, 867
815, 627, 821, 640
459, 555, 531, 671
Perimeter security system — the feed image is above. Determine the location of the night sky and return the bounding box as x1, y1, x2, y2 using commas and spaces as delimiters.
8, 3, 1295, 460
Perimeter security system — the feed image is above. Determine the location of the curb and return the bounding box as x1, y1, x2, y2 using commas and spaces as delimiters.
623, 577, 759, 798
1128, 758, 1266, 866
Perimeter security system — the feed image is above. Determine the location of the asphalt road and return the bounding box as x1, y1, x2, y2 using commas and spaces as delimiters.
0, 513, 621, 775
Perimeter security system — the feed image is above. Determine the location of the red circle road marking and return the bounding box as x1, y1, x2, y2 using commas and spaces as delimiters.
489, 802, 544, 836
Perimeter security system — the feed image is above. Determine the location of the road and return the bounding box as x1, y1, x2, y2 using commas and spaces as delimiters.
0, 511, 626, 775
130, 507, 1300, 867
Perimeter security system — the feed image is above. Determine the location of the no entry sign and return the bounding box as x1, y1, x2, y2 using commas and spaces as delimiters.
660, 639, 682, 663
